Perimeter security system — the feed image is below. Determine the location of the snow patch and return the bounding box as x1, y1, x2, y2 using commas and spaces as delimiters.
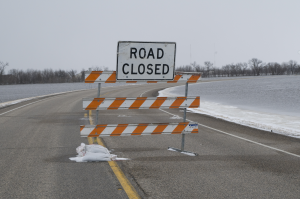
168, 148, 197, 156
181, 151, 196, 156
168, 148, 177, 152
170, 115, 182, 119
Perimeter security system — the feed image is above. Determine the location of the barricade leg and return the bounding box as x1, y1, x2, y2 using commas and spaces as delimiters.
168, 82, 198, 156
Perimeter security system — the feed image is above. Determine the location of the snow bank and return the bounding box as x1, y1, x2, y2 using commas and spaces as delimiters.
159, 86, 300, 138
0, 89, 87, 108
0, 97, 36, 108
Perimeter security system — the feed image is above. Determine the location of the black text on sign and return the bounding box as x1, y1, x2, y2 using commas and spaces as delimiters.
116, 41, 176, 81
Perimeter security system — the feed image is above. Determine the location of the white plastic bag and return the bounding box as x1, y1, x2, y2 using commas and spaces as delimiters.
82, 152, 112, 162
76, 143, 86, 157
85, 144, 110, 154
70, 143, 129, 162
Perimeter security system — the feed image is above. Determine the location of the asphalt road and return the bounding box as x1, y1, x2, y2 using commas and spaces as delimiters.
1, 81, 300, 199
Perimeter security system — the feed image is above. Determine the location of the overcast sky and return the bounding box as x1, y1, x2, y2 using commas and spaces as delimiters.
1, 0, 300, 73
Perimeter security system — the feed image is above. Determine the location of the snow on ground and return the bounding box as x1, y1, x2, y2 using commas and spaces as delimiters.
159, 86, 300, 139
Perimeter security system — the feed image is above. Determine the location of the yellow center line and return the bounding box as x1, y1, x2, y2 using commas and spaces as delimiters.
87, 110, 94, 146
96, 138, 140, 199
87, 90, 113, 126
86, 91, 141, 199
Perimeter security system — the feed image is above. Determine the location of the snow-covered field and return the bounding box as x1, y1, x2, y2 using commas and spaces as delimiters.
159, 76, 300, 138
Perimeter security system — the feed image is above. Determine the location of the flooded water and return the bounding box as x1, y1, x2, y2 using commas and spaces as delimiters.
159, 76, 300, 138
0, 82, 124, 103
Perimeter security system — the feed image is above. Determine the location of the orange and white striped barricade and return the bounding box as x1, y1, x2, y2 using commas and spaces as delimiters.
80, 122, 198, 137
85, 71, 201, 83
83, 68, 201, 155
83, 96, 200, 110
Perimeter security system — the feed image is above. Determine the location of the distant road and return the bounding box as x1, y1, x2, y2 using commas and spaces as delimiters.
1, 81, 300, 199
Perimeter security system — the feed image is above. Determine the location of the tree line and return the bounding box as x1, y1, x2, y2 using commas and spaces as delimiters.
176, 58, 300, 78
0, 64, 110, 85
1, 59, 299, 85
6, 69, 85, 84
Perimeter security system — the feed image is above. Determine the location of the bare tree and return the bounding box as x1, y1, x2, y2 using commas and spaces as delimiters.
287, 60, 297, 75
204, 61, 213, 77
215, 67, 222, 77
91, 66, 110, 71
176, 65, 194, 72
0, 61, 9, 84
0, 61, 8, 74
229, 64, 237, 76
204, 61, 213, 71
68, 70, 77, 82
190, 61, 197, 69
262, 65, 269, 75
81, 69, 85, 81
238, 62, 248, 76
274, 62, 283, 75
297, 64, 300, 74
2, 68, 85, 84
267, 62, 276, 75
235, 63, 242, 76
222, 65, 230, 77
248, 58, 263, 76
193, 62, 203, 73
103, 66, 110, 71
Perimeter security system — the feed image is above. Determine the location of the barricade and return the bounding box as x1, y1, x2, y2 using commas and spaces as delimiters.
83, 96, 200, 110
85, 71, 201, 83
80, 41, 201, 156
80, 123, 199, 137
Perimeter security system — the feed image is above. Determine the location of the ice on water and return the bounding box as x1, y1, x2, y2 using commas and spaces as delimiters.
0, 82, 135, 107
159, 76, 300, 138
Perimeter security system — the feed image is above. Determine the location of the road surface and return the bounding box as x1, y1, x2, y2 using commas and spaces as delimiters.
1, 81, 300, 198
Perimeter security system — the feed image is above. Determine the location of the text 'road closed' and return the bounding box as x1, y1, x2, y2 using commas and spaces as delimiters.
116, 41, 176, 81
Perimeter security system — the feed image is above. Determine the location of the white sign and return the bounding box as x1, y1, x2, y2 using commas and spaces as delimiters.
116, 41, 176, 81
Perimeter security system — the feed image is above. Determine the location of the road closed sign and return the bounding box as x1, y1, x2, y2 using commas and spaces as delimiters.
116, 41, 176, 81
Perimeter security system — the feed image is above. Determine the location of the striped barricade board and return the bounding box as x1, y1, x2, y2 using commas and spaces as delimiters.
80, 122, 199, 137
85, 71, 201, 83
83, 96, 200, 110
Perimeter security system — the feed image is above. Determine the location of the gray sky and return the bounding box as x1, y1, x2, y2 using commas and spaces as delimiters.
1, 0, 300, 73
